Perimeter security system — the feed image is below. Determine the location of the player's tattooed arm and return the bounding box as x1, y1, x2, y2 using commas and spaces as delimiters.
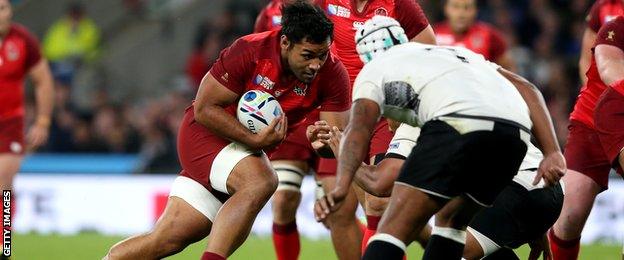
194, 73, 287, 150
497, 68, 566, 186
318, 99, 379, 216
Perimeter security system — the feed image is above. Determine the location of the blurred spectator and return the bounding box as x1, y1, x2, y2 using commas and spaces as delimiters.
42, 2, 100, 84
434, 0, 516, 71
185, 21, 221, 89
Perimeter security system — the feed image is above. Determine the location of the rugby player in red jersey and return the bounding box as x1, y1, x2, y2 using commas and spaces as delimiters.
0, 0, 53, 207
550, 16, 624, 260
256, 2, 361, 260
434, 0, 515, 71
255, 0, 286, 33
105, 2, 350, 260
579, 0, 623, 84
316, 0, 436, 256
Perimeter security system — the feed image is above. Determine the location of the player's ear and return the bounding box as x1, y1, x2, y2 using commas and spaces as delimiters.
280, 35, 292, 50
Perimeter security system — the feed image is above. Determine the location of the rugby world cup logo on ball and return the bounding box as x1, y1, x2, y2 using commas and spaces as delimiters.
237, 90, 283, 134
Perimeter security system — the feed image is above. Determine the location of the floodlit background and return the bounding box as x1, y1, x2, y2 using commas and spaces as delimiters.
9, 0, 624, 259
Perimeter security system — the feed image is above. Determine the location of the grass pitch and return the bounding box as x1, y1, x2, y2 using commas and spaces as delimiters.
13, 232, 622, 259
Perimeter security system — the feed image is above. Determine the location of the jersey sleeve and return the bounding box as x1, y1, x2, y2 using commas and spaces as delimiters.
394, 0, 430, 39
352, 63, 385, 112
208, 37, 255, 94
318, 58, 351, 112
254, 8, 270, 33
385, 124, 420, 159
16, 25, 42, 71
587, 0, 603, 33
595, 16, 624, 51
488, 27, 507, 61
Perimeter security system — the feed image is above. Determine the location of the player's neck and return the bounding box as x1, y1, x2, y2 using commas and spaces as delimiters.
354, 0, 368, 13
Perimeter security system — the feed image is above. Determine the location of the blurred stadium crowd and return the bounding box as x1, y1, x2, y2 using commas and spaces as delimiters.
17, 0, 593, 172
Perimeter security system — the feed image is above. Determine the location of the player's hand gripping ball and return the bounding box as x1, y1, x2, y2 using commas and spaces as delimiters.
237, 90, 283, 134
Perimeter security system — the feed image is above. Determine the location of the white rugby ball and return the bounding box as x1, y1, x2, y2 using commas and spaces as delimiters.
237, 90, 283, 134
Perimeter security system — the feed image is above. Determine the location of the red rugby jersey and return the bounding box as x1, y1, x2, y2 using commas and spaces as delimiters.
0, 24, 42, 120
208, 30, 350, 132
571, 16, 624, 128
587, 0, 624, 33
316, 0, 429, 85
434, 21, 506, 61
254, 0, 284, 33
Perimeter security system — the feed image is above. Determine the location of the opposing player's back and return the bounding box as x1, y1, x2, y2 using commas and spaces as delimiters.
354, 43, 530, 128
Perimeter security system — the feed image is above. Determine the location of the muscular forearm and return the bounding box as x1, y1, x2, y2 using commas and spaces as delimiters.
32, 64, 54, 127
499, 69, 560, 153
336, 125, 372, 191
194, 104, 257, 148
354, 164, 391, 197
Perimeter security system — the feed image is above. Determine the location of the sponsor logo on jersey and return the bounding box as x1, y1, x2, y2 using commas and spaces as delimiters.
389, 142, 400, 150
605, 15, 618, 24
253, 74, 275, 90
272, 15, 282, 26
608, 30, 616, 41
353, 21, 365, 30
470, 35, 483, 49
327, 4, 350, 18
5, 42, 19, 62
293, 83, 308, 96
374, 7, 388, 16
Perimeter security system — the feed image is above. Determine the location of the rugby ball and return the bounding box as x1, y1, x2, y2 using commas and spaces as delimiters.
237, 90, 283, 134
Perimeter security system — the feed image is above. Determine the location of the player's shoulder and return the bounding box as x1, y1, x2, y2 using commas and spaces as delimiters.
473, 21, 498, 32
318, 53, 348, 80
433, 21, 450, 32
8, 23, 37, 40
236, 31, 278, 54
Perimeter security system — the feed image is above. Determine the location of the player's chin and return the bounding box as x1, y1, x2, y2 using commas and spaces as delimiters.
299, 73, 315, 83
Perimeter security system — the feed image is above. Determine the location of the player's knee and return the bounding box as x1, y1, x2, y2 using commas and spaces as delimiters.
272, 190, 301, 216
245, 172, 278, 204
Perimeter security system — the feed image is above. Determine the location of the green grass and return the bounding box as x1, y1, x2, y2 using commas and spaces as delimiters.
12, 232, 622, 259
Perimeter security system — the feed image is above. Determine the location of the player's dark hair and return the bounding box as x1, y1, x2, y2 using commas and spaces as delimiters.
280, 0, 333, 45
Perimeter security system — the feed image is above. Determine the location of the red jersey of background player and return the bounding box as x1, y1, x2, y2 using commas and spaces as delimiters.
0, 24, 42, 120
434, 21, 506, 61
316, 0, 429, 85
570, 16, 624, 128
209, 30, 350, 132
587, 0, 624, 33
254, 0, 284, 33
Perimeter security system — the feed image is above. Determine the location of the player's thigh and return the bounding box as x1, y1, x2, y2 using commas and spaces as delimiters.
226, 153, 277, 195
378, 184, 442, 242
555, 169, 601, 233
152, 196, 213, 244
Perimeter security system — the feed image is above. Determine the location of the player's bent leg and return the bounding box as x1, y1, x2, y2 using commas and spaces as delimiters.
364, 184, 443, 260
106, 196, 213, 260
271, 160, 307, 260
550, 169, 600, 260
361, 193, 389, 253
426, 196, 482, 260
320, 175, 362, 260
0, 154, 22, 190
204, 154, 278, 258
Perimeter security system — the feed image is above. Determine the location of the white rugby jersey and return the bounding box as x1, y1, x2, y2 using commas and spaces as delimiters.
352, 43, 531, 131
387, 124, 549, 190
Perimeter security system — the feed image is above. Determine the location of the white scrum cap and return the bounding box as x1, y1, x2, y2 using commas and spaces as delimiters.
355, 15, 409, 64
